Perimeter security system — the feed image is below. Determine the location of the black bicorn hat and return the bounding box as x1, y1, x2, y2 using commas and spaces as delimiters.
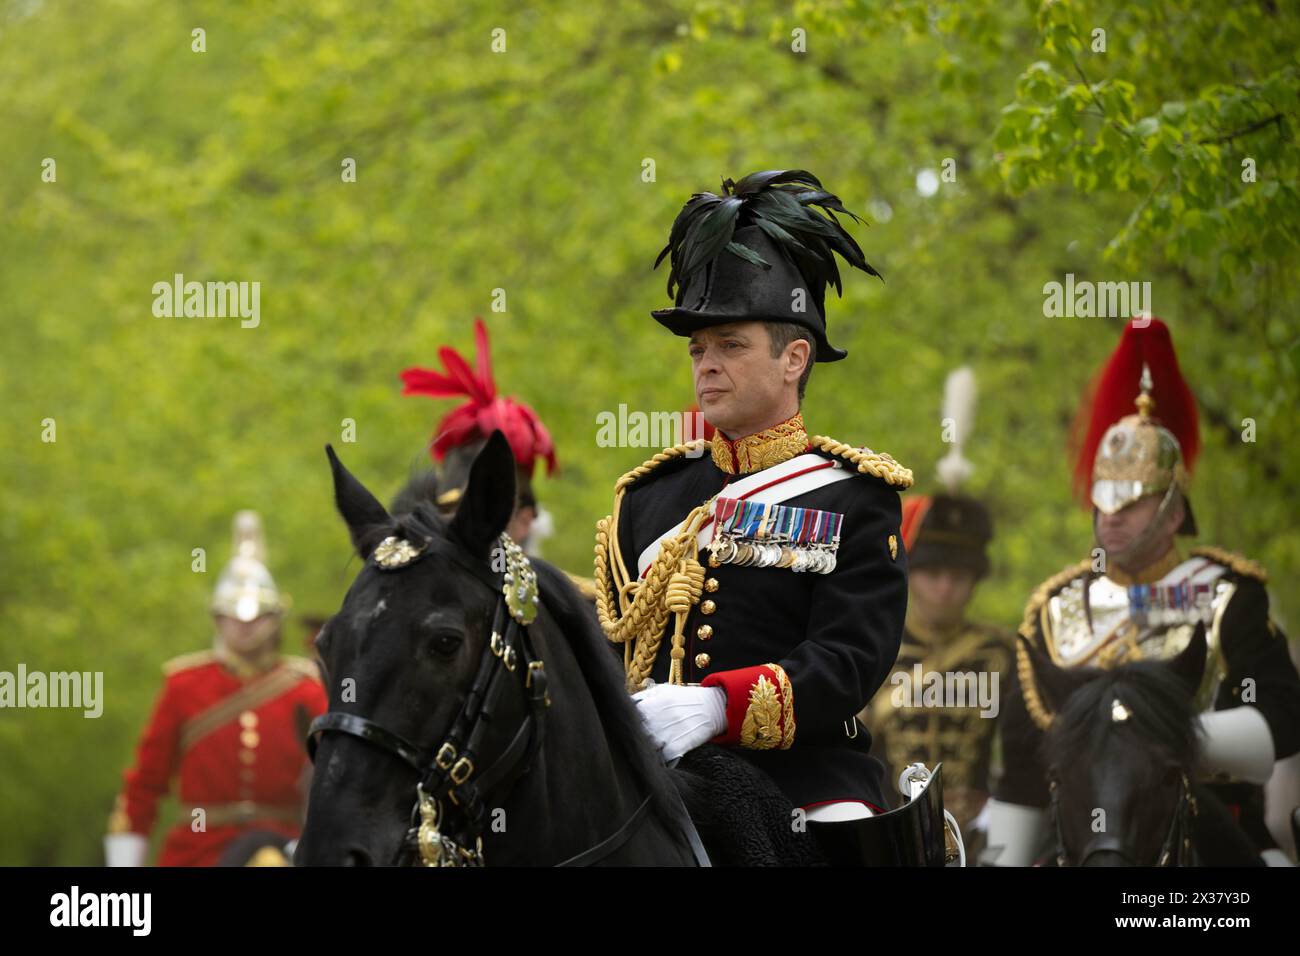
651, 169, 881, 363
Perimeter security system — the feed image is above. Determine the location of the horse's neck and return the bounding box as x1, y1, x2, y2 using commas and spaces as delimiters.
484, 627, 650, 865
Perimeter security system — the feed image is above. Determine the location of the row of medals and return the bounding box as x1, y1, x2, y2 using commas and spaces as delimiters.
707, 534, 838, 573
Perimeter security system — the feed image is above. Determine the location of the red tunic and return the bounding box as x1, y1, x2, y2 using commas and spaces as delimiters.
109, 651, 327, 866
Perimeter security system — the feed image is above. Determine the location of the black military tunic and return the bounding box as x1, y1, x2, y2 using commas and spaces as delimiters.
996, 546, 1300, 849
865, 617, 1013, 829
604, 416, 911, 811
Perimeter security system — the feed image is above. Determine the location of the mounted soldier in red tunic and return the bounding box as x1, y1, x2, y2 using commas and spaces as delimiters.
104, 512, 327, 866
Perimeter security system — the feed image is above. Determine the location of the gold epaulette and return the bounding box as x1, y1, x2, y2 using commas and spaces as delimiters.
1016, 558, 1094, 732
808, 435, 914, 489
279, 655, 322, 681
162, 649, 217, 676
1190, 545, 1268, 583
564, 571, 600, 603
613, 438, 708, 493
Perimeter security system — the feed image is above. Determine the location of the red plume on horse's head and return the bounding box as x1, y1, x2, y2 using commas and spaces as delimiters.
1069, 318, 1199, 506
399, 317, 558, 478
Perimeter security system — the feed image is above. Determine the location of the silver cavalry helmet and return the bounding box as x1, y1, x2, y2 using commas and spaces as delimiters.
210, 511, 285, 621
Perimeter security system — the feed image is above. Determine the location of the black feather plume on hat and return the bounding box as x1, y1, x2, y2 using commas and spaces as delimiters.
653, 169, 881, 310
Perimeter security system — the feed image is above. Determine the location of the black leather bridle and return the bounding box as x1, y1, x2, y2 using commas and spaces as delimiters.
1048, 769, 1198, 867
305, 532, 675, 867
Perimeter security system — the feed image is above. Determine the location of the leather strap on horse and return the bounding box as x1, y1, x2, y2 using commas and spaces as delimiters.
309, 530, 697, 867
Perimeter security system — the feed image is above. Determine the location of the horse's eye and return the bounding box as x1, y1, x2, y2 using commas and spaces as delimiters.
427, 629, 464, 658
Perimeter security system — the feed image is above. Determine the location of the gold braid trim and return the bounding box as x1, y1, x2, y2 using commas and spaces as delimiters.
162, 650, 217, 676
1190, 545, 1268, 583
711, 413, 808, 474
737, 664, 797, 750
771, 663, 796, 749
808, 435, 914, 489
594, 439, 714, 692
740, 675, 782, 749
1016, 639, 1054, 733
280, 655, 322, 681
1017, 558, 1094, 731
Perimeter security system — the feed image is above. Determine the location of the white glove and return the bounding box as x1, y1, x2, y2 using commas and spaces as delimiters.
104, 833, 148, 867
977, 799, 1048, 867
1196, 707, 1275, 784
632, 682, 727, 762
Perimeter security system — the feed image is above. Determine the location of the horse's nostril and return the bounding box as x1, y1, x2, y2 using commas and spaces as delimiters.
344, 847, 374, 867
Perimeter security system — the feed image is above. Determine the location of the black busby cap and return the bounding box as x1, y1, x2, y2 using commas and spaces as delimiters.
906, 494, 994, 580
651, 169, 881, 363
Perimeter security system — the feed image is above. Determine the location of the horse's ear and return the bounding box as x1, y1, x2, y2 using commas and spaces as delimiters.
449, 430, 517, 559
1019, 634, 1099, 714
325, 444, 391, 557
1167, 622, 1207, 697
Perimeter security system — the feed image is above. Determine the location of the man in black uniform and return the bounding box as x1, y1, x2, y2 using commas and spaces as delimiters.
863, 368, 1011, 837
866, 488, 1011, 832
984, 318, 1300, 866
594, 169, 912, 821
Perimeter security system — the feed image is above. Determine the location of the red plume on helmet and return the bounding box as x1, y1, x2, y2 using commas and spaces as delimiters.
400, 317, 558, 478
1069, 318, 1199, 505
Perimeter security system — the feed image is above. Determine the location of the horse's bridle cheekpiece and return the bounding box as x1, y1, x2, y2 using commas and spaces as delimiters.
1048, 767, 1198, 867
307, 532, 550, 866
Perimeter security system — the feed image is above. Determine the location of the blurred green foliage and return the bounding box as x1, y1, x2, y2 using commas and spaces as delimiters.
1, 0, 1296, 863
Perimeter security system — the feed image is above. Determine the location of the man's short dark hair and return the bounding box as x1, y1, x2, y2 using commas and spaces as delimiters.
766, 322, 815, 403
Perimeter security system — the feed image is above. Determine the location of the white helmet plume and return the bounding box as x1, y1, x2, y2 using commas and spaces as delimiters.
935, 366, 976, 493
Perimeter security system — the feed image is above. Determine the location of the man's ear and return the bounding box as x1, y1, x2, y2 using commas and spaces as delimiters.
785, 338, 811, 383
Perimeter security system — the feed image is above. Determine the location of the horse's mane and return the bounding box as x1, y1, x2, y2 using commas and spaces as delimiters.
528, 559, 683, 823
379, 473, 683, 829
1045, 661, 1200, 771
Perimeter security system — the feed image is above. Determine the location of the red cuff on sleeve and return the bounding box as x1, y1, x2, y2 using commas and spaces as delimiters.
701, 663, 796, 750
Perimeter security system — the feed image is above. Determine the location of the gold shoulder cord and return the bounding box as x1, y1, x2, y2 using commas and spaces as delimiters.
1016, 558, 1095, 731
594, 439, 715, 692
807, 435, 915, 488
1189, 545, 1268, 583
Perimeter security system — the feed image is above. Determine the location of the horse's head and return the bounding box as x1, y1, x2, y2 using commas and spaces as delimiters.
1027, 625, 1206, 866
296, 431, 525, 865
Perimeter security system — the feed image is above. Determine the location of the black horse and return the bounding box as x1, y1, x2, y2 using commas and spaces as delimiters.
296, 431, 955, 866
1025, 627, 1262, 866
295, 432, 710, 865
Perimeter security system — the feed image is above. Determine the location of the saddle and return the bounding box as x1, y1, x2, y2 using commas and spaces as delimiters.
672, 746, 955, 866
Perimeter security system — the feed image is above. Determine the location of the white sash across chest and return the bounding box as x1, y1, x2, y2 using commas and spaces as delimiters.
634, 452, 855, 579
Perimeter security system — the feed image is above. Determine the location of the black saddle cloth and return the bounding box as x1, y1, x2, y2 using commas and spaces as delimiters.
672, 744, 828, 866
